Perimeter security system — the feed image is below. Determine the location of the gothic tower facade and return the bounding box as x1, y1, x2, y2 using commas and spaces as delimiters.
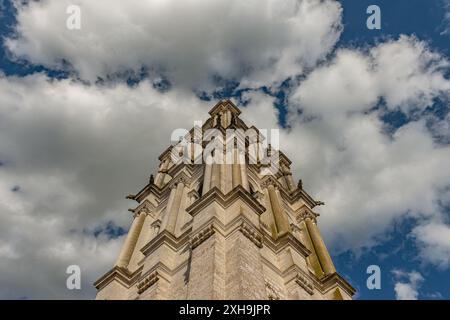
94, 100, 355, 300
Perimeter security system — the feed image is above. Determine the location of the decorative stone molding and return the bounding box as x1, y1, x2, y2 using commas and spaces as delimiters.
129, 199, 157, 218
296, 273, 314, 295
240, 222, 263, 248
295, 205, 319, 223
260, 221, 270, 234
265, 281, 280, 300
187, 189, 200, 205
190, 225, 215, 249
94, 265, 142, 291
137, 271, 159, 294
252, 191, 265, 205
176, 175, 189, 186
262, 232, 311, 258
151, 219, 162, 228
290, 223, 302, 240
167, 174, 190, 191
319, 272, 356, 297
290, 223, 301, 233
140, 229, 190, 258
186, 185, 266, 217
260, 177, 279, 189
151, 219, 162, 235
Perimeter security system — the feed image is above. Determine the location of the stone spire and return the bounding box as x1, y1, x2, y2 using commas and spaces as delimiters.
94, 100, 355, 300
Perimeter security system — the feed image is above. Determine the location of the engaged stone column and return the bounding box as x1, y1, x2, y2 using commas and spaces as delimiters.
155, 158, 170, 187
116, 212, 146, 269
145, 219, 161, 244
284, 172, 296, 192
166, 181, 185, 234
232, 149, 242, 188
267, 184, 290, 237
240, 160, 249, 191
210, 164, 221, 190
305, 217, 336, 275
202, 163, 213, 195
300, 220, 324, 277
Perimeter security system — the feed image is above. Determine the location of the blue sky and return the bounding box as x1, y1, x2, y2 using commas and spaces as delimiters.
336, 1, 450, 299
0, 0, 449, 299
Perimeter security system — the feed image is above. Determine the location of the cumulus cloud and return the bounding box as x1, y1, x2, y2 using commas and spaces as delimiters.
441, 0, 450, 35
0, 74, 211, 298
412, 222, 450, 269
6, 0, 342, 89
392, 270, 424, 300
288, 36, 450, 252
1, 0, 450, 300
293, 35, 450, 116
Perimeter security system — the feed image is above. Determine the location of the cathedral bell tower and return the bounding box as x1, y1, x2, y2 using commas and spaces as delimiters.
94, 100, 355, 300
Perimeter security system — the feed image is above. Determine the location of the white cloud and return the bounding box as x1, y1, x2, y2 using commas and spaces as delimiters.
412, 222, 450, 269
0, 1, 450, 300
6, 0, 342, 89
392, 270, 424, 300
441, 0, 450, 35
286, 36, 450, 253
293, 36, 450, 117
1, 38, 450, 297
0, 74, 211, 298
1, 0, 342, 299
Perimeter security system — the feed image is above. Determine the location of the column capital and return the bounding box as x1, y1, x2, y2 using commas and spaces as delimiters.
261, 177, 278, 189
129, 199, 156, 218
172, 175, 188, 188
176, 178, 187, 187
296, 205, 319, 224
151, 219, 162, 228
133, 210, 149, 219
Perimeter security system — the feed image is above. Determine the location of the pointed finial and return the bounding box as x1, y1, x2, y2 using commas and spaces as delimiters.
232, 113, 238, 126
215, 113, 222, 128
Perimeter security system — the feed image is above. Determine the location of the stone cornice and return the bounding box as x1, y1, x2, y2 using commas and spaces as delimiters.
282, 264, 355, 298
319, 272, 356, 297
128, 199, 157, 217
93, 265, 142, 291
295, 204, 319, 223
140, 229, 191, 257
136, 271, 159, 294
158, 145, 173, 162
288, 188, 320, 208
257, 174, 320, 210
208, 99, 241, 117
295, 273, 315, 295
99, 261, 187, 295
191, 224, 215, 249
186, 185, 266, 217
278, 151, 292, 166
262, 232, 311, 258
240, 220, 263, 248
166, 163, 196, 182
188, 214, 264, 250
134, 170, 193, 203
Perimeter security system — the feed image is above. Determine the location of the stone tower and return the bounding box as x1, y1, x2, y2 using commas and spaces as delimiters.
94, 100, 355, 300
